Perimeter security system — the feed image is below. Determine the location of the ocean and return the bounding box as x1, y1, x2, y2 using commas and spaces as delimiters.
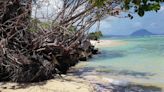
86, 36, 164, 89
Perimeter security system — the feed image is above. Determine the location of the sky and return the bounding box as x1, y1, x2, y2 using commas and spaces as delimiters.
90, 4, 164, 36
32, 0, 63, 20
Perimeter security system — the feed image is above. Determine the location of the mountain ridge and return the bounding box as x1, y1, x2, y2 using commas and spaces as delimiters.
130, 29, 154, 36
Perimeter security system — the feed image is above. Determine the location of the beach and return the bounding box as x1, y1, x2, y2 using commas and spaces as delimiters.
0, 75, 94, 92
0, 40, 123, 92
90, 40, 126, 48
1, 0, 164, 92
1, 39, 162, 92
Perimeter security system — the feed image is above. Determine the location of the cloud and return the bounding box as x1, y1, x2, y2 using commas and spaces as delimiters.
159, 5, 164, 12
132, 22, 142, 28
149, 23, 157, 27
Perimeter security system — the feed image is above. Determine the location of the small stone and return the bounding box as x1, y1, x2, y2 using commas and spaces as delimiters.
2, 87, 7, 89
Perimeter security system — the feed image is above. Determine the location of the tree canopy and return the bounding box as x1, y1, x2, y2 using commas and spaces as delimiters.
89, 0, 163, 17
88, 31, 103, 40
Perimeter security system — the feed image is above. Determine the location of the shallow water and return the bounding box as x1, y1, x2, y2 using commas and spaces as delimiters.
87, 36, 164, 90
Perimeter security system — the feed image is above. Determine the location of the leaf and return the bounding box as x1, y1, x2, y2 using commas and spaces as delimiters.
89, 0, 107, 7
143, 0, 148, 4
138, 7, 145, 17
132, 0, 141, 5
124, 0, 131, 4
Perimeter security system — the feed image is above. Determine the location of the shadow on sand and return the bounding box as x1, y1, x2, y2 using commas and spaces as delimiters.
94, 82, 162, 92
69, 67, 162, 92
70, 66, 156, 79
0, 80, 47, 90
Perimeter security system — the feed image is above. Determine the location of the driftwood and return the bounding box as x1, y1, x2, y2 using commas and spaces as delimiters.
0, 0, 162, 83
0, 0, 101, 82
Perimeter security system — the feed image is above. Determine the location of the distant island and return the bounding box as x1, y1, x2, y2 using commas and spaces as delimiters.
103, 29, 157, 38
130, 29, 154, 36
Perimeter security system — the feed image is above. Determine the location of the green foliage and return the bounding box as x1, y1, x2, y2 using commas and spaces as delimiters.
28, 18, 51, 32
28, 27, 37, 32
89, 0, 163, 17
31, 18, 41, 24
89, 0, 107, 7
123, 0, 163, 17
88, 31, 103, 40
40, 22, 51, 29
28, 18, 40, 32
68, 26, 77, 32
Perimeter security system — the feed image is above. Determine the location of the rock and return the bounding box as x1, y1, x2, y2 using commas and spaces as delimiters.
79, 57, 87, 61
88, 53, 92, 58
2, 87, 7, 89
79, 51, 88, 61
92, 48, 100, 54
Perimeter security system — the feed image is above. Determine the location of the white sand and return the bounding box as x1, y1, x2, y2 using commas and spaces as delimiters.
90, 40, 126, 48
0, 76, 94, 92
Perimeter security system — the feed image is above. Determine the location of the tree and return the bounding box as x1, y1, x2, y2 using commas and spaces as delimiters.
88, 31, 103, 40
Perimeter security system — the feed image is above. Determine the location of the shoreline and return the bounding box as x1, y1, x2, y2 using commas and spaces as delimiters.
90, 39, 127, 48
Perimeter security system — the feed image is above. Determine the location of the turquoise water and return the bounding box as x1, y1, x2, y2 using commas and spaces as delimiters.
87, 36, 164, 88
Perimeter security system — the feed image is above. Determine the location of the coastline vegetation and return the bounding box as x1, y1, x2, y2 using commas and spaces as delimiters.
88, 31, 103, 40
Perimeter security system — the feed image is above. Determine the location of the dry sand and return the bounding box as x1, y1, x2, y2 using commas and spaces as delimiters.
0, 76, 94, 92
90, 40, 126, 48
